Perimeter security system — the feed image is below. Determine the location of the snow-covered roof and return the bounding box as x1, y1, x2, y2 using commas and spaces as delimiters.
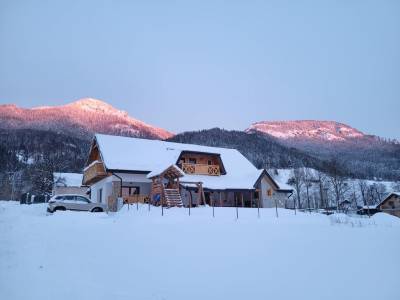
53, 172, 84, 187
269, 169, 294, 190
94, 134, 268, 190
147, 164, 185, 179
376, 192, 400, 208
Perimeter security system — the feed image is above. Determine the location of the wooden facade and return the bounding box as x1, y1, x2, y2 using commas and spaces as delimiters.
377, 193, 400, 218
82, 161, 107, 185
177, 152, 224, 176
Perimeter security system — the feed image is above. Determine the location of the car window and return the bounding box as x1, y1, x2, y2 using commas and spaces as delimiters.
62, 195, 75, 203
76, 196, 90, 203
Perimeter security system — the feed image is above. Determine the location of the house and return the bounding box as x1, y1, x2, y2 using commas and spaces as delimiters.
376, 192, 400, 218
82, 134, 293, 211
53, 172, 87, 196
338, 200, 352, 212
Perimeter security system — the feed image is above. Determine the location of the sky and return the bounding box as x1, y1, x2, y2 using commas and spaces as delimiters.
0, 0, 399, 139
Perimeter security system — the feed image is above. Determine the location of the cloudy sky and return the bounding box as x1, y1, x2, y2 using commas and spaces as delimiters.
0, 0, 399, 139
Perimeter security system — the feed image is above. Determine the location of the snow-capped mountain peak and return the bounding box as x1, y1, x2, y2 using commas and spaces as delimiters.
247, 120, 365, 142
0, 98, 173, 140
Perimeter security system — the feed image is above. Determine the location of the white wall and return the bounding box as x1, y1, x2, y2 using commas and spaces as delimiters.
260, 176, 290, 208
89, 173, 152, 204
90, 176, 113, 204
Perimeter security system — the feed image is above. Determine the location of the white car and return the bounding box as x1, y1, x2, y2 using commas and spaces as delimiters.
47, 194, 106, 213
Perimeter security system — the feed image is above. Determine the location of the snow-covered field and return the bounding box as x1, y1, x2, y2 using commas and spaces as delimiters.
1, 201, 399, 300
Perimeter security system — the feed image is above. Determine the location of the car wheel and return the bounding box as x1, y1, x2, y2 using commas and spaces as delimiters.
54, 206, 66, 211
91, 207, 103, 213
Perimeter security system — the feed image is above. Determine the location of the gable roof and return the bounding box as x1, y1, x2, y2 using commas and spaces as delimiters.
376, 192, 400, 208
93, 134, 268, 190
147, 164, 185, 179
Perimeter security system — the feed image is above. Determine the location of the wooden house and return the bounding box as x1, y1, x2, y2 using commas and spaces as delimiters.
82, 134, 293, 211
376, 192, 400, 218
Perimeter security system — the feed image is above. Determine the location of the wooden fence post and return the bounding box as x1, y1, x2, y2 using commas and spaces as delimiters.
189, 190, 192, 216
212, 198, 215, 218
235, 194, 238, 220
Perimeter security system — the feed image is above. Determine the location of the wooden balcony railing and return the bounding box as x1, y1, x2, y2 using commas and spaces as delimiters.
123, 194, 150, 204
83, 161, 107, 185
181, 163, 220, 176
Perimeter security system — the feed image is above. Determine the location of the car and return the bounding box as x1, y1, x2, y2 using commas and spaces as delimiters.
47, 194, 106, 213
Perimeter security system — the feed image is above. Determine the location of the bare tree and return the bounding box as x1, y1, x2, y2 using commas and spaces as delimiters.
288, 168, 305, 209
371, 183, 387, 204
350, 183, 359, 210
326, 156, 348, 212
304, 168, 313, 212
358, 180, 368, 207
392, 181, 400, 192
316, 170, 328, 209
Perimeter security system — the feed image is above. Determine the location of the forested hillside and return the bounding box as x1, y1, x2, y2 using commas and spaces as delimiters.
168, 128, 400, 181
0, 129, 90, 199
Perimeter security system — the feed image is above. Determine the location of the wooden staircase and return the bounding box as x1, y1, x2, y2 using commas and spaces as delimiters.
164, 188, 183, 208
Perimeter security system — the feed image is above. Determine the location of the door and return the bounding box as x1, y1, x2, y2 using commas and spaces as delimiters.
75, 196, 91, 211
62, 195, 78, 210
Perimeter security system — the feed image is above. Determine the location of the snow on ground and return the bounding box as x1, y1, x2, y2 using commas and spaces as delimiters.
1, 201, 399, 300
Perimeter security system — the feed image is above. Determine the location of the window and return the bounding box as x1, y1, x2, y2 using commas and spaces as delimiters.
76, 196, 90, 203
189, 158, 197, 164
388, 201, 395, 209
122, 186, 140, 196
267, 189, 273, 197
63, 195, 75, 202
208, 160, 212, 165
98, 188, 103, 204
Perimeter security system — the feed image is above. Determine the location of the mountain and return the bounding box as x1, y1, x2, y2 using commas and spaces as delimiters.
247, 120, 368, 142
246, 120, 400, 180
0, 98, 173, 140
167, 128, 324, 171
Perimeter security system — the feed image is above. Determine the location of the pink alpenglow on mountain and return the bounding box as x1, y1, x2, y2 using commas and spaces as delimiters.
0, 98, 173, 140
246, 120, 365, 142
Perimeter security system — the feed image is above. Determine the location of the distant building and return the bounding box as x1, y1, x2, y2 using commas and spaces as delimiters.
53, 172, 87, 196
376, 192, 400, 218
338, 200, 352, 212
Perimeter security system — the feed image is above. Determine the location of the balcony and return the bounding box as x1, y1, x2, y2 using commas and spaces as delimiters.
83, 161, 107, 185
181, 163, 220, 176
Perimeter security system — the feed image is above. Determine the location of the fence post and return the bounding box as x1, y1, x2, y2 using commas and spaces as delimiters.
161, 195, 164, 217
235, 194, 238, 220
189, 190, 192, 216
